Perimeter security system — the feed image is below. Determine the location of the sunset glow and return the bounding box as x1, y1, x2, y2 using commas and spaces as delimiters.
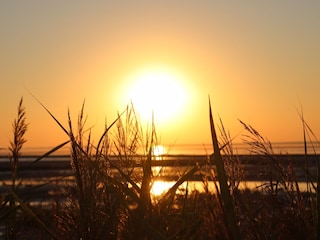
1, 2, 320, 237
1, 1, 320, 149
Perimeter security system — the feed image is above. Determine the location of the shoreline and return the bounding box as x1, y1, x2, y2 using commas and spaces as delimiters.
0, 154, 318, 181
1, 154, 318, 207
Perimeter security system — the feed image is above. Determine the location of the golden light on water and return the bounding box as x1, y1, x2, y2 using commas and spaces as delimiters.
151, 144, 171, 196
152, 144, 166, 176
152, 144, 165, 156
151, 181, 175, 197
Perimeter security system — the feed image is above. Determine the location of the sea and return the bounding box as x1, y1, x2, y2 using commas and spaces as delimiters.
1, 142, 318, 239
1, 141, 320, 156
0, 141, 319, 206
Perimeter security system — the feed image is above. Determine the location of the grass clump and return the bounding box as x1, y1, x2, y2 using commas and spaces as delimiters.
0, 96, 319, 239
236, 119, 317, 239
1, 98, 59, 239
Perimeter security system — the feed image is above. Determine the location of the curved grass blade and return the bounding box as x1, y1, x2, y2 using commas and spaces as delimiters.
10, 190, 58, 240
160, 158, 206, 206
28, 91, 69, 135
30, 140, 70, 166
96, 108, 127, 158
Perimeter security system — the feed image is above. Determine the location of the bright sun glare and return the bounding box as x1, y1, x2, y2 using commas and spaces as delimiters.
126, 69, 188, 124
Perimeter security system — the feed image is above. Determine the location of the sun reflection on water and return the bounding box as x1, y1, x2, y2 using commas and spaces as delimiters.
151, 145, 166, 176
151, 145, 171, 196
152, 145, 165, 157
151, 181, 175, 197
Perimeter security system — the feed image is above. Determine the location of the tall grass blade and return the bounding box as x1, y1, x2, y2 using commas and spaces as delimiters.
297, 105, 320, 238
300, 106, 310, 192
10, 190, 58, 240
208, 96, 239, 240
29, 92, 69, 135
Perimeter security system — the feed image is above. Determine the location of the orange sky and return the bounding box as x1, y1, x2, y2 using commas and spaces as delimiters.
1, 2, 320, 152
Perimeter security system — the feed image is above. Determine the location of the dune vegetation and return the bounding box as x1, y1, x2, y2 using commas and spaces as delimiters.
0, 97, 319, 239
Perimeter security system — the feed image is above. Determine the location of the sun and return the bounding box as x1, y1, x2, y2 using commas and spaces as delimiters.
125, 68, 188, 125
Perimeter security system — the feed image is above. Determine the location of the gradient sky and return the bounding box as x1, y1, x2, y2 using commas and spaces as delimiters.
1, 1, 320, 151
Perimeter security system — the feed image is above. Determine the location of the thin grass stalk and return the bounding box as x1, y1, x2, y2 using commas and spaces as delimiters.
107, 107, 141, 192
95, 109, 126, 158
296, 106, 320, 238
11, 95, 73, 238
300, 107, 311, 193
133, 113, 156, 238
75, 110, 105, 238
299, 108, 318, 237
67, 110, 90, 239
208, 97, 239, 240
7, 97, 28, 239
218, 117, 243, 193
138, 146, 152, 216
301, 124, 320, 239
67, 105, 103, 239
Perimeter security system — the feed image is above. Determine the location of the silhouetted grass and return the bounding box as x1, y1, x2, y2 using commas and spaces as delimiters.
7, 97, 28, 239
0, 97, 319, 239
